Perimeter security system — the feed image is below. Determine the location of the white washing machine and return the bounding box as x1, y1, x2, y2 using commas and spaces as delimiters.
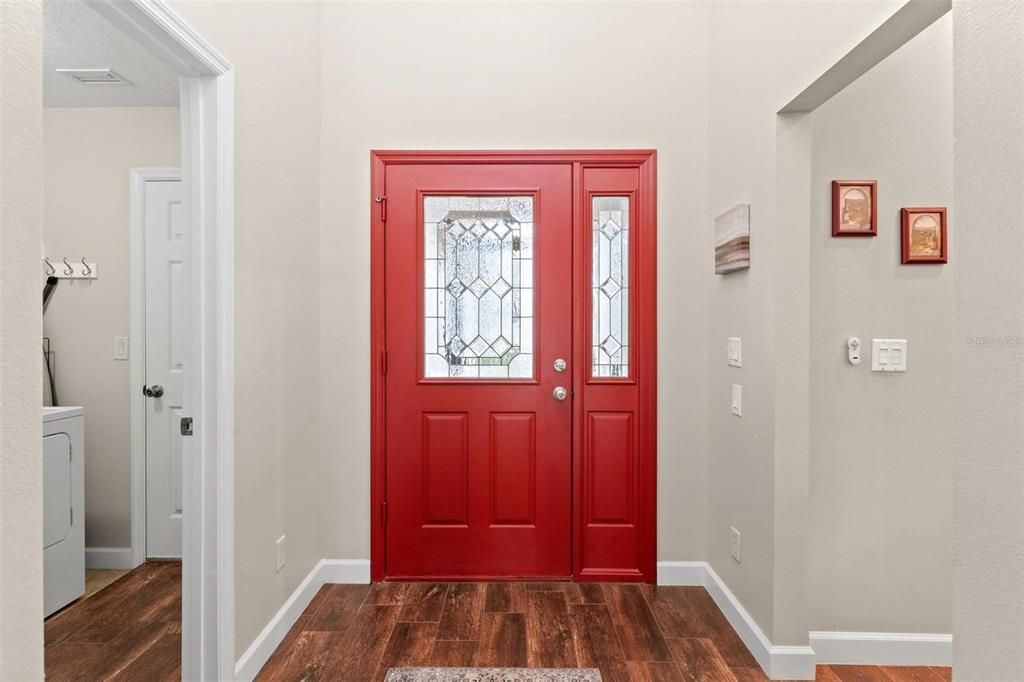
42, 406, 84, 617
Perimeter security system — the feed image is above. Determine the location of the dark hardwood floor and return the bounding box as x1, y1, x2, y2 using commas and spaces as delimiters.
42, 564, 953, 681
258, 580, 954, 682
44, 561, 181, 681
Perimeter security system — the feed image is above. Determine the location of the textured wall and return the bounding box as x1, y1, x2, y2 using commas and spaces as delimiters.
952, 1, 1024, 678
0, 1, 45, 679
809, 14, 953, 634
43, 107, 180, 550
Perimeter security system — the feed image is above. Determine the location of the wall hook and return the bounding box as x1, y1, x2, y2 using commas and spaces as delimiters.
62, 257, 74, 276
44, 257, 56, 276
81, 258, 92, 276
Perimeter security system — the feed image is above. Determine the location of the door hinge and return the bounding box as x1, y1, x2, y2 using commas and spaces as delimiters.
381, 501, 388, 527
180, 417, 194, 436
70, 506, 73, 526
381, 349, 388, 375
375, 195, 387, 222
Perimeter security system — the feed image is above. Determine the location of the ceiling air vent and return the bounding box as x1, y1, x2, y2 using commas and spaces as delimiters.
56, 68, 132, 85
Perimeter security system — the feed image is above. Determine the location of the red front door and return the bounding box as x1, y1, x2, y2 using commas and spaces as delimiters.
384, 163, 573, 578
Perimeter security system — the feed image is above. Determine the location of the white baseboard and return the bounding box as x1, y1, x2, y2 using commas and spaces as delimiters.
318, 558, 372, 584
657, 561, 951, 678
810, 631, 953, 667
85, 546, 135, 569
658, 560, 814, 679
656, 560, 707, 586
702, 564, 817, 680
233, 559, 371, 682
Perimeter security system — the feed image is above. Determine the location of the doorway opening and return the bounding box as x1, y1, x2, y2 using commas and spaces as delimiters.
370, 151, 657, 583
39, 1, 234, 679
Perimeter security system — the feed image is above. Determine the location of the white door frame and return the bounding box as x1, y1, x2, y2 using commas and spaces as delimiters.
86, 1, 235, 679
129, 166, 182, 566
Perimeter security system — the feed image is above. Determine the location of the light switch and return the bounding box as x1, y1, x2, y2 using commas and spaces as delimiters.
731, 384, 742, 416
727, 337, 742, 367
113, 336, 129, 361
871, 338, 907, 372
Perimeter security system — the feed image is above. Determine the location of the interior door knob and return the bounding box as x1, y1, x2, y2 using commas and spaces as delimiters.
143, 384, 164, 398
552, 386, 568, 401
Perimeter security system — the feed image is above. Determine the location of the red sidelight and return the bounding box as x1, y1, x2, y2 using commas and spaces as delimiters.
371, 151, 656, 582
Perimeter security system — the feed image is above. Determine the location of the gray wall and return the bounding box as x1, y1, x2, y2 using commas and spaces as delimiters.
706, 0, 907, 643
808, 15, 953, 633
952, 0, 1024, 678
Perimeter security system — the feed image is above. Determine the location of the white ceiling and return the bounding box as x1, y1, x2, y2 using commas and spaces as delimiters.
44, 0, 180, 107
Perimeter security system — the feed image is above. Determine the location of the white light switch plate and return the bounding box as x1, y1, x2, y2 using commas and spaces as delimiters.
730, 527, 742, 563
727, 337, 742, 367
871, 338, 908, 372
731, 384, 742, 416
113, 336, 129, 360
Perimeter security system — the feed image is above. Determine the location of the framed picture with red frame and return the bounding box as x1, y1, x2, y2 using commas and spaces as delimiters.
901, 207, 947, 264
832, 180, 877, 237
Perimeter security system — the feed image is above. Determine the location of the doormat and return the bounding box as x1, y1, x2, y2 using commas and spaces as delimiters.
384, 669, 603, 682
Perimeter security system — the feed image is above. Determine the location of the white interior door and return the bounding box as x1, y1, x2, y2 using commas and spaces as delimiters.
144, 178, 185, 559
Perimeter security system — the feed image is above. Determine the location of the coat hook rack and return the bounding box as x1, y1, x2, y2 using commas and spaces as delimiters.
43, 257, 98, 280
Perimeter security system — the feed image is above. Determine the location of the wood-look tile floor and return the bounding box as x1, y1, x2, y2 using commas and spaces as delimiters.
257, 581, 954, 682
84, 569, 131, 599
40, 564, 953, 682
44, 561, 181, 681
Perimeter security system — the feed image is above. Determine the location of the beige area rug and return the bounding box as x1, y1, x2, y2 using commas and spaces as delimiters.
384, 670, 602, 682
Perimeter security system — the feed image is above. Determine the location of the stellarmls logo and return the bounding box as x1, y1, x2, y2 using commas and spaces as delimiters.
966, 335, 1024, 346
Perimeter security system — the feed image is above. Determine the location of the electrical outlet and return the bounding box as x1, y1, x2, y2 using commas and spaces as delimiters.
275, 535, 286, 572
730, 527, 742, 563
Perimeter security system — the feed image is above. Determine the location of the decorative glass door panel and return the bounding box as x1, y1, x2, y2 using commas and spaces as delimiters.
424, 196, 534, 378
592, 196, 630, 378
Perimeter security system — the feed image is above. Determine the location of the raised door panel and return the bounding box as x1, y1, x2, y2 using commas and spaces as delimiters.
422, 413, 469, 526
586, 412, 634, 525
489, 413, 536, 526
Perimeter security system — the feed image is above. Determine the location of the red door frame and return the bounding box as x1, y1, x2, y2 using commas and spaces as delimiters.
370, 150, 657, 582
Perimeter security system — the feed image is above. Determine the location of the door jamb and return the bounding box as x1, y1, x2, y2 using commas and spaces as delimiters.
369, 150, 657, 582
129, 167, 182, 568
85, 1, 235, 679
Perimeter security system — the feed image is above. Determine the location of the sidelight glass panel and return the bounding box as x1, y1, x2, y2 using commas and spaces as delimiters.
424, 196, 534, 378
592, 196, 630, 378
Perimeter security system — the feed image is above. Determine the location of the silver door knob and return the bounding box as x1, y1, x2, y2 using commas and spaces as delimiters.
553, 358, 567, 373
143, 384, 164, 398
552, 386, 568, 401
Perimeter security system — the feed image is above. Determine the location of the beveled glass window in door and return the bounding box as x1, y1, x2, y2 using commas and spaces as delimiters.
424, 196, 534, 378
592, 196, 630, 378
